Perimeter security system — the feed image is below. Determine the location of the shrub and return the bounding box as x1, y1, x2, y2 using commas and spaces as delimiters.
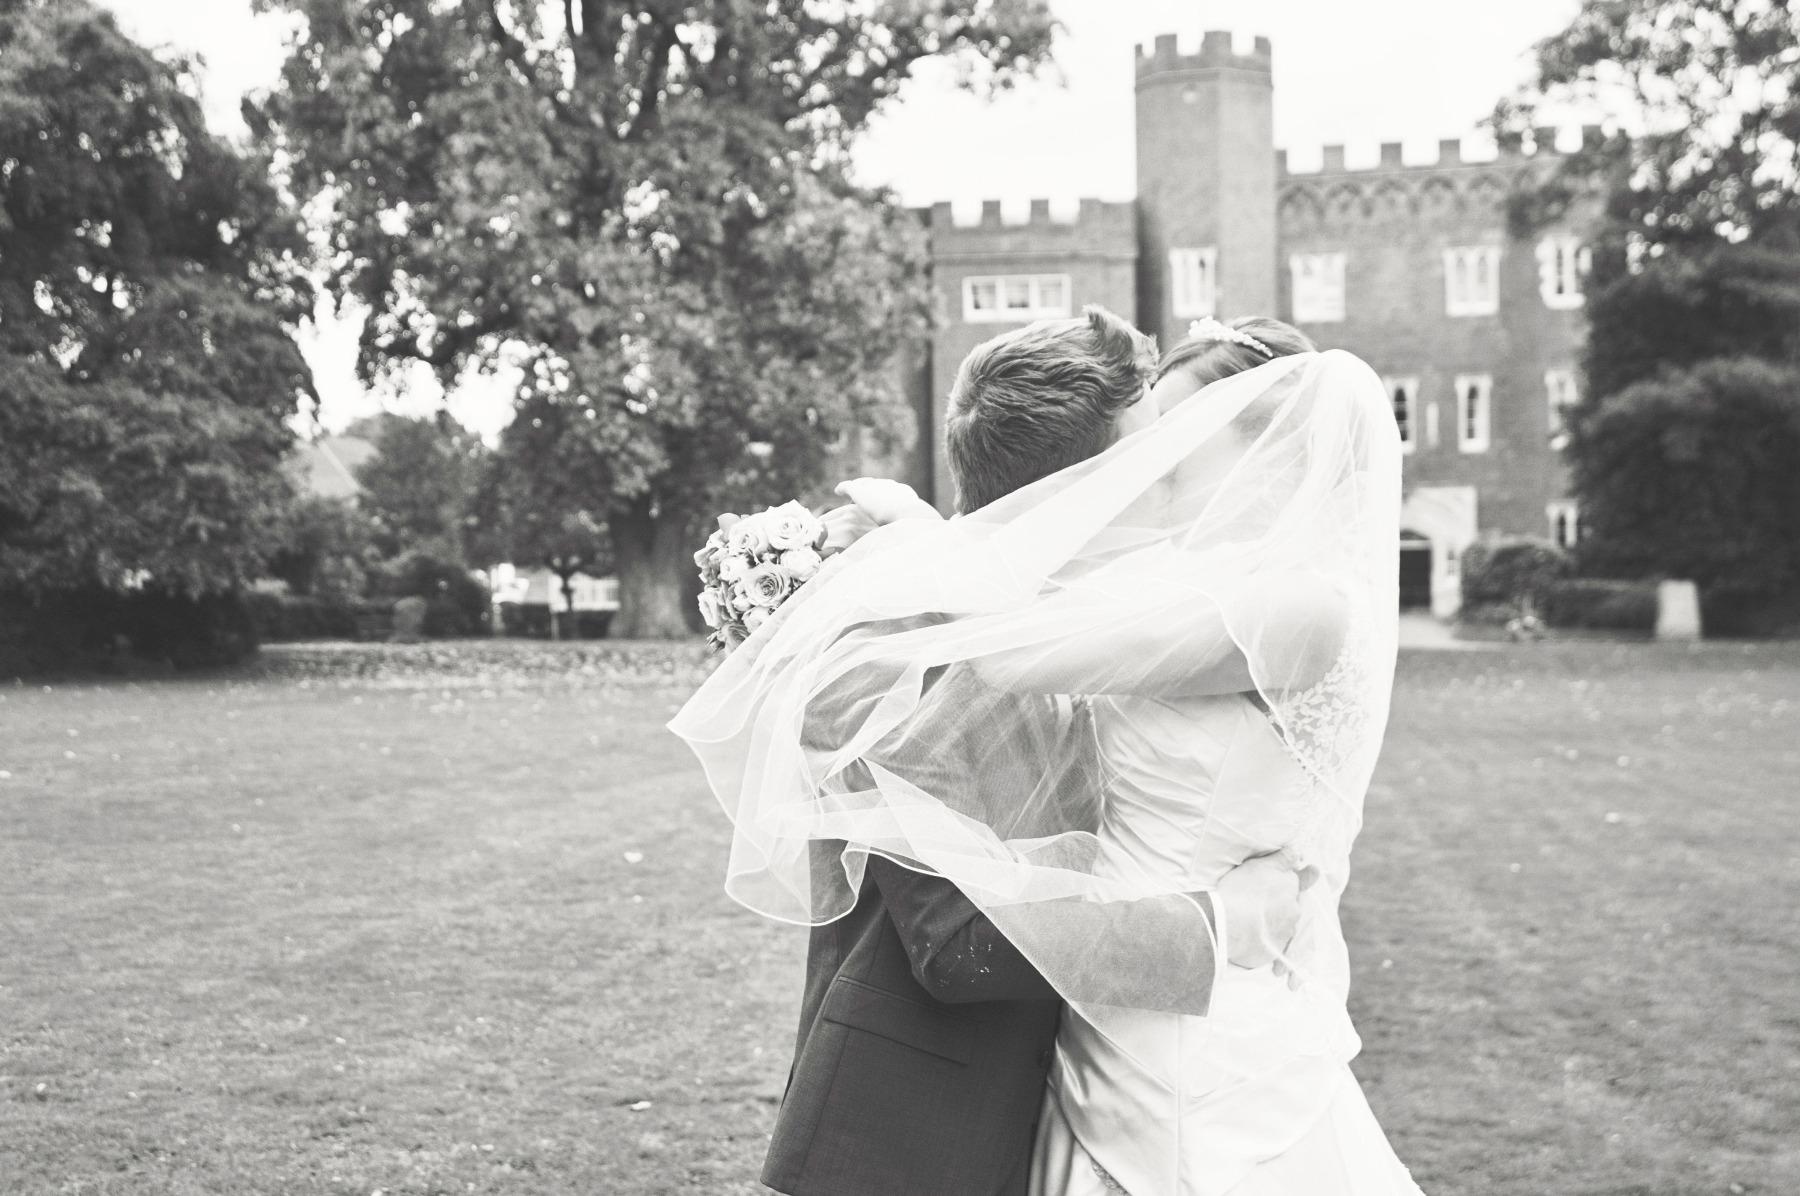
496, 603, 613, 640
1570, 358, 1800, 607
1460, 535, 1572, 610
368, 552, 489, 637
244, 592, 391, 642
266, 497, 376, 603
1536, 579, 1659, 632
1702, 588, 1800, 638
0, 587, 258, 676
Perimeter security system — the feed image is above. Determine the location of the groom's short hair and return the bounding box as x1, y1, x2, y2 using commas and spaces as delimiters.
946, 305, 1157, 514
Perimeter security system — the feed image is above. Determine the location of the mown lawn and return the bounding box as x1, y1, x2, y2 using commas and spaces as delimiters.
2, 639, 1797, 1195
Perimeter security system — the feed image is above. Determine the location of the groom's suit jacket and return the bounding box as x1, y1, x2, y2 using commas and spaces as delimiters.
761, 854, 1064, 1196
764, 667, 1104, 1196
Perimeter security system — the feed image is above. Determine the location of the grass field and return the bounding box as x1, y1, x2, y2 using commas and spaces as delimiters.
2, 638, 1797, 1195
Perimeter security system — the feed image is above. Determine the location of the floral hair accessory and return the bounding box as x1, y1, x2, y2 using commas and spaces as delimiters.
1187, 317, 1274, 359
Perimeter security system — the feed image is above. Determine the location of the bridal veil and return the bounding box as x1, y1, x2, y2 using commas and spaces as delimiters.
671, 349, 1401, 1024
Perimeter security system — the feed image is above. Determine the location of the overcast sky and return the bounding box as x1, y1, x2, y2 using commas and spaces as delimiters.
97, 0, 1583, 433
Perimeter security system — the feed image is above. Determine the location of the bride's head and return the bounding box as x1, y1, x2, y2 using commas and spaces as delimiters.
945, 305, 1157, 513
1150, 317, 1315, 421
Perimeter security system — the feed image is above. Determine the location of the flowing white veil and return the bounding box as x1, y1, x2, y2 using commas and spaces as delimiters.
671, 349, 1400, 1023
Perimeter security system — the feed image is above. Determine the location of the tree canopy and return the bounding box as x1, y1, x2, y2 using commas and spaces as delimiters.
256, 0, 1055, 636
1570, 357, 1800, 607
1500, 0, 1800, 621
1500, 0, 1800, 403
0, 0, 313, 598
352, 412, 487, 560
1502, 0, 1800, 252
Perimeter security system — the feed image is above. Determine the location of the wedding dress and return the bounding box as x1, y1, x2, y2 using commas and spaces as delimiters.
672, 350, 1419, 1196
1025, 689, 1423, 1196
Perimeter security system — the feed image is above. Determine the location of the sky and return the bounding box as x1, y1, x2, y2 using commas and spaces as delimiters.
97, 0, 1584, 435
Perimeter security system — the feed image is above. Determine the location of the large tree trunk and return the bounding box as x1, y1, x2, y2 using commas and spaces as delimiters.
611, 498, 694, 639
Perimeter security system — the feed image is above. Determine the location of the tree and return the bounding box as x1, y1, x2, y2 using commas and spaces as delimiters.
255, 0, 1054, 636
1569, 357, 1800, 615
471, 447, 611, 640
266, 495, 377, 600
1498, 0, 1800, 397
1499, 0, 1800, 621
352, 412, 487, 560
0, 0, 312, 599
1500, 0, 1800, 259
1580, 241, 1800, 401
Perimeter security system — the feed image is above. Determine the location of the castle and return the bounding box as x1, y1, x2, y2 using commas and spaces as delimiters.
888, 31, 1593, 617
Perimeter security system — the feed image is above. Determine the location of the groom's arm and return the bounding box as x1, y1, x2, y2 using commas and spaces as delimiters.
872, 854, 1226, 1008
865, 855, 1064, 1004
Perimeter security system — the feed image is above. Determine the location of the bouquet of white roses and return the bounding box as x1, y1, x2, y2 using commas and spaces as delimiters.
694, 500, 828, 651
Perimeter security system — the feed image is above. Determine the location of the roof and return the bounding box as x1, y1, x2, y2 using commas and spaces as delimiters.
289, 435, 378, 501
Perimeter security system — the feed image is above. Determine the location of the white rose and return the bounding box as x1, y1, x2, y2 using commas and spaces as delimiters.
742, 563, 793, 608
780, 546, 822, 579
717, 554, 750, 583
697, 589, 723, 629
765, 501, 821, 552
742, 607, 770, 633
727, 518, 771, 558
728, 584, 757, 613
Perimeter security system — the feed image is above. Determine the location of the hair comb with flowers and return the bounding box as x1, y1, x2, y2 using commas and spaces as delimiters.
1187, 317, 1274, 359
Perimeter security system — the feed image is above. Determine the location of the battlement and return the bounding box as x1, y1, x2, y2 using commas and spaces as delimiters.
925, 198, 1137, 260
1277, 125, 1604, 176
1135, 30, 1272, 79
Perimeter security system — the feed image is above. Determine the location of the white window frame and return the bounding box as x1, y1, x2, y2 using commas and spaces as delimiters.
1548, 501, 1581, 549
1169, 247, 1218, 319
1385, 376, 1420, 454
1545, 368, 1580, 449
1443, 246, 1502, 317
1455, 374, 1492, 453
962, 274, 1073, 324
1290, 252, 1347, 324
1536, 237, 1590, 310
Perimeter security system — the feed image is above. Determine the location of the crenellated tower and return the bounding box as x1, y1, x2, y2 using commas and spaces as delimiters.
1134, 31, 1277, 344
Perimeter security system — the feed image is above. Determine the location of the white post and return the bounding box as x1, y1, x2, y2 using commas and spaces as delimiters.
1656, 580, 1703, 641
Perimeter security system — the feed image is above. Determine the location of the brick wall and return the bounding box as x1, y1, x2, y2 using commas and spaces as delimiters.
1276, 142, 1588, 539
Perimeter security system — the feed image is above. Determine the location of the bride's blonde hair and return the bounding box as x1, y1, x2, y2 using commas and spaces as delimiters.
1156, 316, 1314, 391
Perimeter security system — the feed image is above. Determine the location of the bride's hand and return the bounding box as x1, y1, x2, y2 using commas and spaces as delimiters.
835, 477, 942, 526
820, 503, 880, 557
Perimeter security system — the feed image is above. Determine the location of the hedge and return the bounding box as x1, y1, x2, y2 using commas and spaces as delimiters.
1460, 535, 1572, 610
1535, 579, 1659, 632
243, 592, 398, 642
497, 603, 614, 639
0, 588, 258, 676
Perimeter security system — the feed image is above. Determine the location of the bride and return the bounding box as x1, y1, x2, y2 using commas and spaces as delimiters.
673, 311, 1422, 1196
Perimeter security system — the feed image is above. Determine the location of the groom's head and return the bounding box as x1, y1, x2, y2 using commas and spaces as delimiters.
945, 305, 1156, 514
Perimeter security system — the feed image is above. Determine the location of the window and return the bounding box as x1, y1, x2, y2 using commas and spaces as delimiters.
1455, 374, 1492, 453
1443, 246, 1502, 317
1385, 377, 1419, 453
1548, 501, 1581, 549
962, 274, 1072, 323
1290, 253, 1347, 323
1537, 237, 1590, 309
1169, 247, 1218, 319
1545, 368, 1580, 449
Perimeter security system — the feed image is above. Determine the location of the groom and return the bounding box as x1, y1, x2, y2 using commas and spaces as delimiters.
761, 308, 1307, 1196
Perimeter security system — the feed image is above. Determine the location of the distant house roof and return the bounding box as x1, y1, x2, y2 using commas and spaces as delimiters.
289, 435, 377, 501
